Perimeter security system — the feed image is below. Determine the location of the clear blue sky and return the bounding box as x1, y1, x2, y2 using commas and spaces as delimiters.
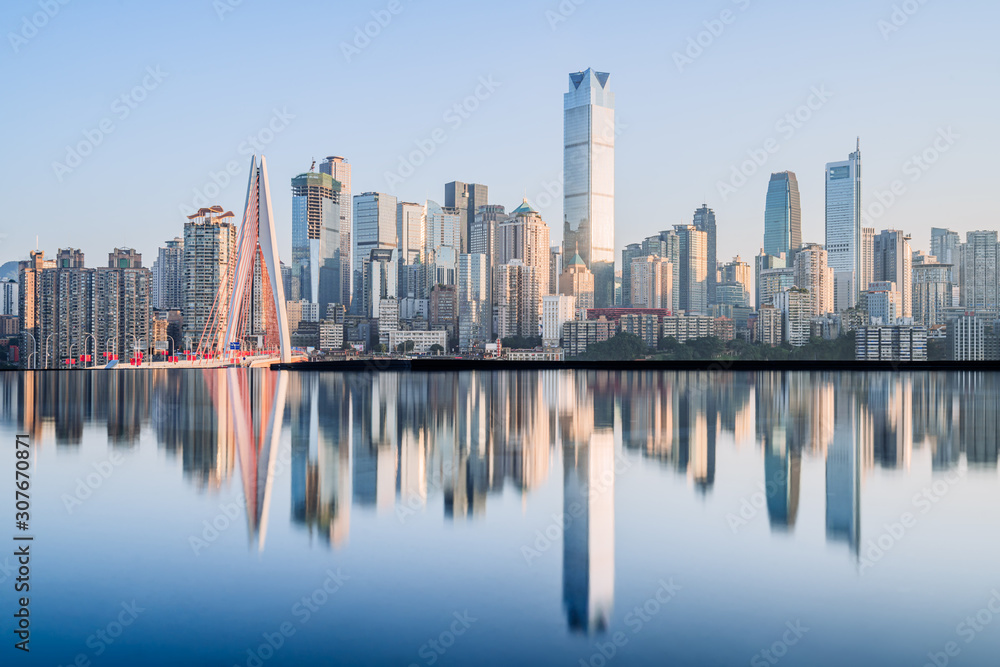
1, 0, 997, 267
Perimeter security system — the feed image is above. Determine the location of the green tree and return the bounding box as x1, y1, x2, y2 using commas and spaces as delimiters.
576, 332, 648, 360
429, 343, 444, 354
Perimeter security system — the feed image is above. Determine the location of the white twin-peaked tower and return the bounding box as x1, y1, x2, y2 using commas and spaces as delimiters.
199, 155, 291, 363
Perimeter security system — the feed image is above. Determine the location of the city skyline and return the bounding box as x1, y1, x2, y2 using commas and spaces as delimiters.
3, 1, 995, 271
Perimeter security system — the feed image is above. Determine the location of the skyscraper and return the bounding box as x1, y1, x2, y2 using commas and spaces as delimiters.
319, 156, 353, 308
292, 171, 342, 316
960, 231, 999, 311
792, 243, 834, 316
423, 200, 462, 292
496, 199, 551, 303
563, 68, 615, 308
154, 237, 184, 310
95, 248, 151, 364
397, 201, 424, 297
763, 172, 802, 258
872, 230, 913, 318
184, 206, 237, 348
692, 205, 718, 304
825, 141, 863, 311
353, 192, 398, 313
445, 181, 488, 254
673, 224, 708, 316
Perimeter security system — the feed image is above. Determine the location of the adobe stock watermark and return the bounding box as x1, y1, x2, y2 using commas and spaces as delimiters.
673, 0, 752, 73
55, 600, 145, 667
716, 85, 834, 202
397, 460, 454, 524
61, 449, 128, 514
7, 0, 71, 54
922, 589, 1000, 667
578, 579, 681, 667
725, 464, 789, 533
383, 75, 501, 189
545, 0, 586, 31
521, 450, 631, 566
750, 620, 809, 666
52, 66, 169, 182
861, 127, 959, 226
525, 116, 628, 212
341, 0, 411, 63
233, 568, 349, 667
858, 467, 965, 575
407, 611, 477, 667
178, 108, 294, 217
213, 0, 244, 21
878, 0, 932, 41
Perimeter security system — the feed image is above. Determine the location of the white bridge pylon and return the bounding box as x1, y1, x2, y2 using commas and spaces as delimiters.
222, 155, 292, 363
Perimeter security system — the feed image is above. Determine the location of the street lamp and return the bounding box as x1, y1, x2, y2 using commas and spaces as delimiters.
44, 333, 55, 370
23, 331, 37, 370
82, 332, 96, 369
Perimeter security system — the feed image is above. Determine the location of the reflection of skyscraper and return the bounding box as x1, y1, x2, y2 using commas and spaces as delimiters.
764, 443, 801, 531
826, 381, 861, 557
562, 429, 614, 634
291, 375, 352, 547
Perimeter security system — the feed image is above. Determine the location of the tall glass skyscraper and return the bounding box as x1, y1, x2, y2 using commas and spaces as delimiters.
291, 171, 342, 316
352, 192, 398, 313
319, 156, 352, 308
563, 68, 615, 308
825, 141, 862, 311
763, 172, 802, 258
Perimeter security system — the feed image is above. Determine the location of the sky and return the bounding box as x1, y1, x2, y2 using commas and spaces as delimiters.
1, 0, 998, 269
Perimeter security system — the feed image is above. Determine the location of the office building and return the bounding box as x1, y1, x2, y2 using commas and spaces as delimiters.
872, 230, 913, 318
458, 253, 490, 349
542, 294, 576, 348
429, 284, 458, 348
825, 140, 863, 311
397, 201, 424, 298
563, 68, 615, 307
292, 171, 343, 315
763, 171, 802, 258
353, 192, 397, 310
319, 156, 353, 307
445, 181, 488, 253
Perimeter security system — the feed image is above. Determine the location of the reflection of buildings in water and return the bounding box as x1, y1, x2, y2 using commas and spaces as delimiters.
825, 379, 862, 557
291, 374, 351, 547
621, 372, 676, 463
352, 374, 398, 512
764, 441, 801, 531
178, 370, 236, 490
495, 372, 551, 494
868, 374, 913, 471
563, 430, 615, 635
912, 373, 959, 470
958, 374, 1000, 467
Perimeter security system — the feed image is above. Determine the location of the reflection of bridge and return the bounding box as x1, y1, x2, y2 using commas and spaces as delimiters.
196, 156, 291, 365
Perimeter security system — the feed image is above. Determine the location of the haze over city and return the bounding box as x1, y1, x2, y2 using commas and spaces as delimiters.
3, 0, 997, 266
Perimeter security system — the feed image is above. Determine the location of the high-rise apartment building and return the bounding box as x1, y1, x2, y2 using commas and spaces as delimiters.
458, 253, 489, 348
860, 227, 875, 298
559, 254, 596, 314
183, 206, 237, 348
872, 230, 913, 318
496, 199, 550, 327
793, 243, 834, 316
692, 205, 718, 304
629, 255, 674, 310
319, 156, 353, 307
825, 141, 863, 311
563, 68, 615, 308
292, 171, 343, 315
763, 171, 802, 258
960, 231, 999, 311
912, 259, 952, 327
95, 248, 151, 363
673, 224, 708, 315
542, 294, 576, 348
722, 256, 753, 308
1, 278, 17, 316
774, 287, 812, 347
495, 260, 540, 340
153, 237, 184, 310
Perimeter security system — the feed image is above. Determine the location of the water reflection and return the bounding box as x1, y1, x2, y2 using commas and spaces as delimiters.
1, 369, 996, 640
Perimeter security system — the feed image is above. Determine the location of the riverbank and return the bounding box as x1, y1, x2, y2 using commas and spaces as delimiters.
269, 359, 1000, 372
